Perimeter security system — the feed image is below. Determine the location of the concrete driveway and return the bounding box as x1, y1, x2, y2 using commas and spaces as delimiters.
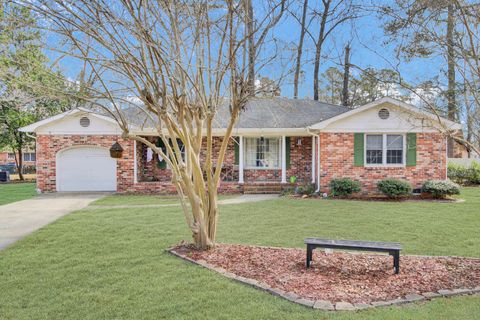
0, 193, 106, 250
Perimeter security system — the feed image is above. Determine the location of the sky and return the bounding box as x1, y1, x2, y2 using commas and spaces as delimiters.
43, 1, 446, 102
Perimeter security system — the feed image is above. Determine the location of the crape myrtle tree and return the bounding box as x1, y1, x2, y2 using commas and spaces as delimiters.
21, 0, 287, 249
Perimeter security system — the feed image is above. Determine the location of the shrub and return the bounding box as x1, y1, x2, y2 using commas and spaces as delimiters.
421, 180, 460, 199
329, 178, 361, 197
377, 179, 412, 199
448, 162, 480, 185
471, 162, 480, 184
281, 186, 295, 196
295, 184, 315, 196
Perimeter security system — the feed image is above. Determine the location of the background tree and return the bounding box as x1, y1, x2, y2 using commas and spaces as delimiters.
0, 3, 68, 179
311, 0, 358, 101
341, 43, 351, 107
291, 0, 308, 99
317, 66, 410, 107
22, 0, 286, 249
318, 67, 343, 104
256, 76, 281, 97
382, 0, 480, 156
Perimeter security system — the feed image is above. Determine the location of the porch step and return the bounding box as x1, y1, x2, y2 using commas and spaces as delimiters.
243, 183, 283, 194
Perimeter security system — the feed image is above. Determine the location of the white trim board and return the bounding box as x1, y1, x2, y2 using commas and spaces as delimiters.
309, 97, 462, 131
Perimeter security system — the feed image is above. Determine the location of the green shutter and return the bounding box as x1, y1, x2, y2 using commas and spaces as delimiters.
354, 133, 364, 167
156, 138, 167, 169
286, 137, 291, 169
234, 137, 239, 165
406, 133, 417, 166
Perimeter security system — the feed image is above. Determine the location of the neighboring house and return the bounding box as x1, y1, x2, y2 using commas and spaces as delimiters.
19, 97, 461, 194
0, 149, 36, 168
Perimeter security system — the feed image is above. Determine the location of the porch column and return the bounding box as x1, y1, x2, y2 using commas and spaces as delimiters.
133, 140, 138, 184
311, 135, 315, 183
238, 136, 244, 184
316, 135, 321, 192
281, 135, 287, 183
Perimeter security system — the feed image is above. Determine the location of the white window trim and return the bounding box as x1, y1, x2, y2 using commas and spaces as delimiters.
364, 133, 406, 168
244, 136, 282, 170
23, 152, 36, 162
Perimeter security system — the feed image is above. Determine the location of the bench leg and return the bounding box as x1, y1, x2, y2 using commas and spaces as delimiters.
393, 251, 400, 274
306, 245, 313, 268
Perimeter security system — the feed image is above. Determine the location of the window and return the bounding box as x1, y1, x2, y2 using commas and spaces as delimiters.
365, 134, 404, 166
23, 153, 36, 162
7, 153, 15, 160
245, 137, 280, 168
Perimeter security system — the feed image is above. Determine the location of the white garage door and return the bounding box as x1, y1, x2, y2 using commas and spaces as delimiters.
57, 147, 117, 192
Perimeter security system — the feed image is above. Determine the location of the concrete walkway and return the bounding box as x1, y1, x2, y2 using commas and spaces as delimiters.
219, 194, 279, 204
0, 193, 106, 250
86, 194, 280, 210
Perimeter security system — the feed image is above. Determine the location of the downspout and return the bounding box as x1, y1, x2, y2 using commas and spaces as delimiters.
307, 128, 321, 192
25, 132, 37, 140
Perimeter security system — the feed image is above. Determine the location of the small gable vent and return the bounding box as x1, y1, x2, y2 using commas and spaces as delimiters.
378, 108, 390, 120
79, 116, 91, 127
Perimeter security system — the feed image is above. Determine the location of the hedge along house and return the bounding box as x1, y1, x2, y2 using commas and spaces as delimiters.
20, 97, 461, 194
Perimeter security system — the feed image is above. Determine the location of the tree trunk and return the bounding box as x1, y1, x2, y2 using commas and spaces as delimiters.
341, 44, 351, 107
17, 149, 24, 181
246, 0, 255, 95
293, 0, 308, 99
446, 3, 456, 157
313, 0, 330, 101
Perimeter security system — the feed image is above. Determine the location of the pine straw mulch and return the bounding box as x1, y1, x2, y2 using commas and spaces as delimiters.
174, 244, 480, 304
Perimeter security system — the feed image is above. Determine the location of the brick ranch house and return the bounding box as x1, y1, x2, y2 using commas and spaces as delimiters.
20, 97, 461, 194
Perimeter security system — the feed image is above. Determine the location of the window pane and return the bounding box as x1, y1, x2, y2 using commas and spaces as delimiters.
366, 135, 383, 149
31, 153, 36, 161
23, 153, 30, 161
387, 135, 403, 164
366, 135, 383, 164
245, 138, 257, 167
387, 135, 403, 149
7, 153, 15, 160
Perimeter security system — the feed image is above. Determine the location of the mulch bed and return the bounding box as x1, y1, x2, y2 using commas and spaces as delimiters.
174, 244, 480, 304
289, 194, 460, 202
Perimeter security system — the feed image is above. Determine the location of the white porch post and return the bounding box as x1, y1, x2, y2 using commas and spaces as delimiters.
281, 135, 287, 183
238, 136, 244, 184
311, 135, 315, 183
316, 135, 321, 192
133, 140, 138, 184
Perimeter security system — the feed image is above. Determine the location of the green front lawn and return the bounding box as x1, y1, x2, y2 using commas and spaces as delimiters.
92, 194, 237, 206
0, 188, 479, 319
0, 182, 36, 205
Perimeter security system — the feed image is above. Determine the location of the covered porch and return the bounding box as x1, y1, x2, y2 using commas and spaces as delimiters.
131, 133, 319, 194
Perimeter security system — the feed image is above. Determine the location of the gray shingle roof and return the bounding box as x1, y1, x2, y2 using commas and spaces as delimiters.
120, 97, 351, 129
215, 97, 350, 128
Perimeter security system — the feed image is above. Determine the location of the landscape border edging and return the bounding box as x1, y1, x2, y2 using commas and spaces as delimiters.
167, 247, 480, 311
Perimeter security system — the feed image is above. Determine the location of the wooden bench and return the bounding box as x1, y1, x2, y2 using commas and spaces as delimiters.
305, 238, 402, 274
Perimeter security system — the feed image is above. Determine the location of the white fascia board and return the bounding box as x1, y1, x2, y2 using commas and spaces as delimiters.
131, 127, 310, 137
19, 109, 82, 132
19, 107, 131, 133
309, 97, 462, 131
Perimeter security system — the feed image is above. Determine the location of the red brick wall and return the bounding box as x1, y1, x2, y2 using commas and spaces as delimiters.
0, 152, 8, 165
319, 132, 447, 193
36, 134, 314, 194
137, 136, 314, 184
36, 135, 134, 192
287, 136, 313, 183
